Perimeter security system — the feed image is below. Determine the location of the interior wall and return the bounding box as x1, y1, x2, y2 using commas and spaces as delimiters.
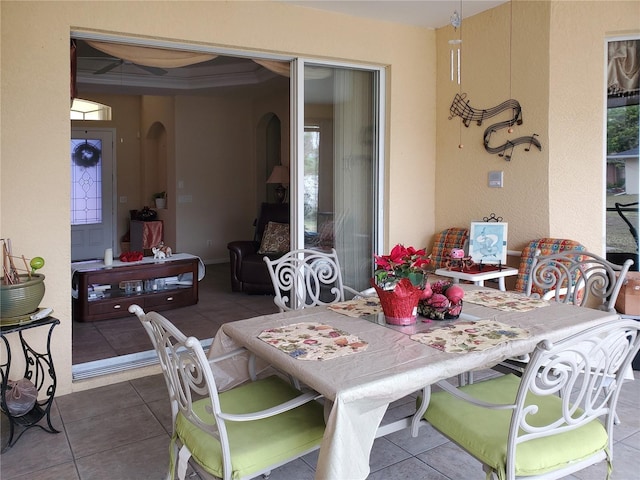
174, 94, 255, 261
435, 1, 551, 254
1, 0, 432, 395
547, 0, 640, 249
435, 0, 639, 256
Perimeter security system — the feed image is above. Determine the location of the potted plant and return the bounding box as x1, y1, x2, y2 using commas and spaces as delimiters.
371, 244, 430, 325
152, 191, 166, 209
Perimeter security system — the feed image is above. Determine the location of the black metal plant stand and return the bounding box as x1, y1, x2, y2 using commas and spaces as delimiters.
0, 316, 60, 452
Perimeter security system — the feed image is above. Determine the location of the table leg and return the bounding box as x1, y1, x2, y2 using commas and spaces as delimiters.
498, 277, 506, 291
473, 280, 485, 287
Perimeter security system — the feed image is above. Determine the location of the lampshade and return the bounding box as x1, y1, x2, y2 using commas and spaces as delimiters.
266, 165, 290, 184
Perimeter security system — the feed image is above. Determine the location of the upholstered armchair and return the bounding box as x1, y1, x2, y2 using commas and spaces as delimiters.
228, 202, 290, 294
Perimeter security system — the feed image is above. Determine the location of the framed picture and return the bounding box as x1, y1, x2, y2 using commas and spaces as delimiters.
469, 222, 508, 264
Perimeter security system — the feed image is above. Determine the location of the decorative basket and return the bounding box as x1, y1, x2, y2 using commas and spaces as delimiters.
418, 300, 463, 321
371, 278, 422, 326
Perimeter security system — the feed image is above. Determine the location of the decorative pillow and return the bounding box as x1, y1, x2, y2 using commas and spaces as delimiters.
258, 222, 290, 254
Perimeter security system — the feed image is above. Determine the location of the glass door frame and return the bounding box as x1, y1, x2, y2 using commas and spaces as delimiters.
290, 58, 385, 260
603, 34, 639, 260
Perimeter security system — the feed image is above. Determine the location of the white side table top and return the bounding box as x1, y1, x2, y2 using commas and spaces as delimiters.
435, 266, 518, 291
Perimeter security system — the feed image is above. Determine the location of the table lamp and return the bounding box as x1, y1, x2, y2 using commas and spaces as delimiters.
266, 165, 290, 203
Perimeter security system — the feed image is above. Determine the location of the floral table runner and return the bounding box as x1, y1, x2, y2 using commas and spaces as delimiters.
327, 296, 382, 317
258, 322, 369, 360
464, 289, 549, 312
410, 319, 529, 353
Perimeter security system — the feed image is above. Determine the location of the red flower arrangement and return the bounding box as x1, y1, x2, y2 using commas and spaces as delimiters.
371, 244, 431, 325
374, 244, 430, 289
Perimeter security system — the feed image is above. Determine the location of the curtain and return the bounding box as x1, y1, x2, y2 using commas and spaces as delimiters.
608, 40, 639, 97
86, 41, 217, 68
255, 60, 332, 79
253, 59, 291, 77
332, 68, 375, 290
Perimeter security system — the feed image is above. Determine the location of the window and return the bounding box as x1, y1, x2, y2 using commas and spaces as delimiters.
303, 124, 320, 234
605, 38, 639, 264
71, 138, 103, 225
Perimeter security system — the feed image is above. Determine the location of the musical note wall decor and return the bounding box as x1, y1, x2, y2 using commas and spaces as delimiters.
449, 93, 542, 161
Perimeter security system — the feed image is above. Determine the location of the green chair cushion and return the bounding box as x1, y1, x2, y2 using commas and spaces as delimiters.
175, 375, 325, 479
424, 374, 608, 479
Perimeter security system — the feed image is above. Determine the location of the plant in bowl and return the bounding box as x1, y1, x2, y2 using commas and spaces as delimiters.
152, 191, 166, 209
371, 244, 430, 325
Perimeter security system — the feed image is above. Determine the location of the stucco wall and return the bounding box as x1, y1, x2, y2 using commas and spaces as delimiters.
0, 0, 435, 395
3, 0, 637, 396
435, 0, 639, 254
548, 0, 640, 247
435, 0, 552, 252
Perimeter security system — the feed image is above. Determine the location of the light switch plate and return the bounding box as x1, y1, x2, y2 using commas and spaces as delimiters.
488, 171, 503, 188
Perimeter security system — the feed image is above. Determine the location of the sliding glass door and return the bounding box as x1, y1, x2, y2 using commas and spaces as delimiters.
605, 37, 638, 269
292, 61, 384, 291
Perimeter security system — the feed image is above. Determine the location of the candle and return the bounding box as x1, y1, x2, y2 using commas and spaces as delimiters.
104, 248, 113, 266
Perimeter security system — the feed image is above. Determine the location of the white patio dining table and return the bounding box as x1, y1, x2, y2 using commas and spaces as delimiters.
207, 286, 620, 480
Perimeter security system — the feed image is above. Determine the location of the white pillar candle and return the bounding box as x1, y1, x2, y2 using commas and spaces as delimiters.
104, 248, 113, 266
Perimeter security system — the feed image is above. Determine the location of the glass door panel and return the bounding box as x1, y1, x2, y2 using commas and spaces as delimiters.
301, 63, 382, 291
606, 38, 639, 270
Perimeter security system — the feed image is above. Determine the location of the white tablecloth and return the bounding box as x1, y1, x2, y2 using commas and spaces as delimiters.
208, 289, 620, 480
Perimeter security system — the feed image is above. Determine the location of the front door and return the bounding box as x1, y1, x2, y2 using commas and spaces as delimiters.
71, 128, 116, 261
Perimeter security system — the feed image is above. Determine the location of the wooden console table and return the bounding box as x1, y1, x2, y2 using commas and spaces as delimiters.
72, 256, 199, 322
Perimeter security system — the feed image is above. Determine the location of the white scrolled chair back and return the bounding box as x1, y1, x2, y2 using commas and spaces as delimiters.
264, 248, 365, 311
527, 250, 634, 312
516, 321, 638, 439
128, 305, 226, 448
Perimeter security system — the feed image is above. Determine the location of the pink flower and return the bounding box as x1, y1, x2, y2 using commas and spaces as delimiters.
428, 293, 450, 309
431, 281, 449, 294
374, 244, 431, 286
303, 339, 318, 345
445, 285, 465, 303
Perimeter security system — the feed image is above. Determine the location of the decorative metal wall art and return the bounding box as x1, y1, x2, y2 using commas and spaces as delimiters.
449, 93, 542, 161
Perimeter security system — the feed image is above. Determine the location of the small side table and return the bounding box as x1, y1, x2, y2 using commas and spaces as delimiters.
0, 316, 60, 452
435, 266, 518, 291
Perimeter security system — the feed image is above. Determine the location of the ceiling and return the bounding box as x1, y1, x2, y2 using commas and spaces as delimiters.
75, 1, 507, 96
282, 1, 507, 29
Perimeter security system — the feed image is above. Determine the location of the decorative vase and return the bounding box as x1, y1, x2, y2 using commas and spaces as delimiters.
1, 274, 46, 318
418, 300, 463, 321
371, 278, 422, 326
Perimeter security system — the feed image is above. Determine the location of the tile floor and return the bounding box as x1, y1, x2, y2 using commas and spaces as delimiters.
2, 369, 639, 479
72, 263, 280, 365
2, 264, 639, 479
